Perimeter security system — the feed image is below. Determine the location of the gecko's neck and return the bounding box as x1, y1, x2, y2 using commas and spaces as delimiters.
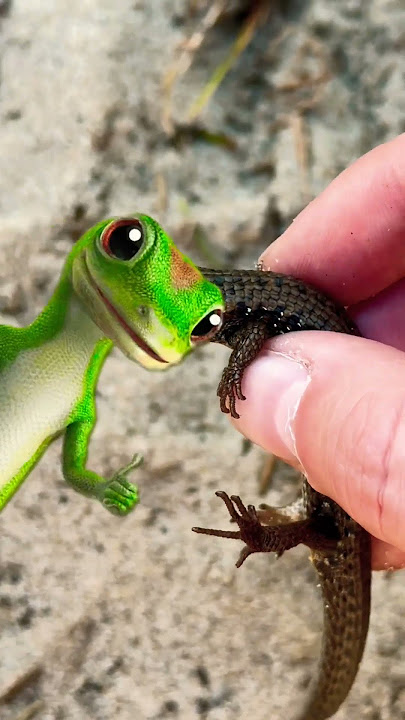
30, 264, 109, 359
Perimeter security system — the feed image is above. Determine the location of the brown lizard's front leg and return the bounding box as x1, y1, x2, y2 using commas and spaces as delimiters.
216, 317, 270, 418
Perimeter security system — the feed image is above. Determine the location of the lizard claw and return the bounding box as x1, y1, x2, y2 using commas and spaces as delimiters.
217, 368, 246, 419
192, 491, 267, 566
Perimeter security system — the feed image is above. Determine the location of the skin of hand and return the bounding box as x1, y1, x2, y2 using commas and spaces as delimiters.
231, 132, 405, 570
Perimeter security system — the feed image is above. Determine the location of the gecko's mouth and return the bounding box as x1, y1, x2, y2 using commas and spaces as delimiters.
84, 255, 168, 365
96, 285, 168, 364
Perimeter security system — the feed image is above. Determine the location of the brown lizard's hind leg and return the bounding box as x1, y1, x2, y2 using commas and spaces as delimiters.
192, 492, 337, 567
194, 491, 371, 720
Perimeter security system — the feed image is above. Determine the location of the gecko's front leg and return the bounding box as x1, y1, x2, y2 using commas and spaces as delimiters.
63, 419, 141, 516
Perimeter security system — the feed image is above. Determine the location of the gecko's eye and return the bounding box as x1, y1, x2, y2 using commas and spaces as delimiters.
101, 219, 144, 261
191, 309, 223, 343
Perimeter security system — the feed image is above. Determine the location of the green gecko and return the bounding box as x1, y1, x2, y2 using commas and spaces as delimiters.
0, 215, 224, 515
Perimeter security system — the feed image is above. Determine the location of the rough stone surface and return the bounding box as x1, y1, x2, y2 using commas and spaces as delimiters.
0, 2, 404, 719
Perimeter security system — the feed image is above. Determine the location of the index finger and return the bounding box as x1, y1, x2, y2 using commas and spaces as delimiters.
260, 133, 405, 306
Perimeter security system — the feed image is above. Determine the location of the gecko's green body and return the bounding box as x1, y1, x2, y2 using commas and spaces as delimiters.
0, 215, 224, 515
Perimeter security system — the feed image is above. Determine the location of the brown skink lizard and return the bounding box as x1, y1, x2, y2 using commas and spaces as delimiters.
194, 268, 372, 720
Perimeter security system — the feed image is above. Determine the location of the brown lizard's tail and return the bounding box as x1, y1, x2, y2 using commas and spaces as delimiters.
296, 521, 371, 720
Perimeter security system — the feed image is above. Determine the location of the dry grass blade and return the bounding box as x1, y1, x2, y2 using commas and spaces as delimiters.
11, 699, 45, 720
0, 665, 43, 705
162, 0, 227, 134
290, 112, 311, 201
186, 1, 271, 123
258, 453, 277, 495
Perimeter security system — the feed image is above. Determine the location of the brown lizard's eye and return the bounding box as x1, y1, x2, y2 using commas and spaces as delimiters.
101, 219, 144, 261
191, 309, 223, 343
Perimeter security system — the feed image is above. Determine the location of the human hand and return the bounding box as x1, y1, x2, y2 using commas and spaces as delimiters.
232, 133, 405, 570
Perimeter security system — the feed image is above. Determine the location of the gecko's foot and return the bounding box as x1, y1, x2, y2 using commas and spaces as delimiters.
192, 491, 267, 567
217, 367, 245, 419
101, 453, 143, 516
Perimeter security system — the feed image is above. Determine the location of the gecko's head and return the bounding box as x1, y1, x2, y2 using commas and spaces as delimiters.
71, 214, 224, 369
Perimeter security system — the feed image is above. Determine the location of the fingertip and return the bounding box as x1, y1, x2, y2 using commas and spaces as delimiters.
230, 349, 310, 468
372, 539, 405, 571
259, 133, 405, 305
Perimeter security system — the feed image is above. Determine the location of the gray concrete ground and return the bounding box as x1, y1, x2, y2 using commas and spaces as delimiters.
0, 1, 404, 718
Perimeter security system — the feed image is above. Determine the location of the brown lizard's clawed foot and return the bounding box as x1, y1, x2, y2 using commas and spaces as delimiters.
217, 368, 245, 419
192, 491, 270, 567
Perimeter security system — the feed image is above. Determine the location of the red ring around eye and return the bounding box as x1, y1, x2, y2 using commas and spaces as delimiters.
101, 219, 144, 261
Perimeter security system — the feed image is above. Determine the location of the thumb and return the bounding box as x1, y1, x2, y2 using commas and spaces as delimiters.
232, 332, 405, 568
